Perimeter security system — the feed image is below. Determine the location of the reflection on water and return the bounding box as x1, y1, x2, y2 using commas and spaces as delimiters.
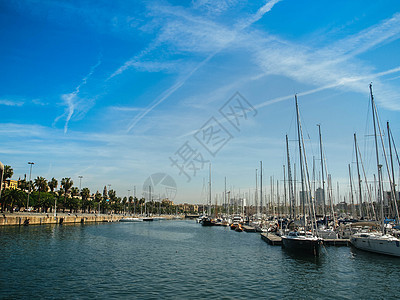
1, 220, 400, 299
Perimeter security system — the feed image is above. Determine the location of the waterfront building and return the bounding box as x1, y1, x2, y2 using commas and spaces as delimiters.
1, 179, 19, 190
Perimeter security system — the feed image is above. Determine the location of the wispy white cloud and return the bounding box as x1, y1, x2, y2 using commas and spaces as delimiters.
0, 99, 24, 106
327, 12, 400, 59
254, 65, 400, 110
248, 12, 400, 110
120, 0, 282, 132
110, 106, 146, 112
125, 3, 400, 139
54, 59, 102, 133
32, 98, 48, 106
192, 0, 239, 15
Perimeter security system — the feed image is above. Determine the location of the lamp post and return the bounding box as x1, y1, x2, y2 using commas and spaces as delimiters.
128, 190, 131, 216
78, 176, 83, 190
26, 162, 34, 211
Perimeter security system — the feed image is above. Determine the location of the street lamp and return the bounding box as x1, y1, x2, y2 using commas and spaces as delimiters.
26, 162, 34, 211
128, 190, 131, 216
78, 176, 83, 190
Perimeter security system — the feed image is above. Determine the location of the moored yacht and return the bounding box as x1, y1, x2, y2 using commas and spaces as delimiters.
350, 84, 400, 257
281, 231, 323, 256
350, 232, 400, 257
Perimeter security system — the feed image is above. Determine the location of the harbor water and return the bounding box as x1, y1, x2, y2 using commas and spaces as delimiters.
1, 220, 399, 299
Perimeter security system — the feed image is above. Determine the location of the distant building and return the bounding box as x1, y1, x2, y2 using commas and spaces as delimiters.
178, 203, 198, 213
2, 179, 19, 190
315, 188, 325, 206
162, 199, 174, 206
336, 201, 348, 212
383, 191, 400, 204
299, 191, 312, 207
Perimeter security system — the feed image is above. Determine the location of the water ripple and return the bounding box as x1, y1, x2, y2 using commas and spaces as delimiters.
2, 221, 400, 299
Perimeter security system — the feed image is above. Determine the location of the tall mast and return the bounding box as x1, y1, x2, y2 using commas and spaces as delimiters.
387, 121, 399, 223
277, 179, 280, 218
295, 95, 306, 227
348, 164, 355, 217
260, 161, 263, 216
209, 163, 211, 216
371, 85, 399, 225
271, 176, 274, 216
283, 165, 287, 216
327, 174, 335, 225
357, 140, 377, 220
286, 135, 295, 219
387, 122, 400, 222
255, 169, 258, 217
294, 163, 297, 218
224, 176, 227, 214
354, 133, 363, 218
370, 83, 384, 232
317, 124, 326, 216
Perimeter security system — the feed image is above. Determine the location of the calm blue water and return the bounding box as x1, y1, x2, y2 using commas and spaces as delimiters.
1, 220, 399, 299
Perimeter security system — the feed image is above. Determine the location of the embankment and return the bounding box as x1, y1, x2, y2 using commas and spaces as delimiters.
0, 214, 122, 226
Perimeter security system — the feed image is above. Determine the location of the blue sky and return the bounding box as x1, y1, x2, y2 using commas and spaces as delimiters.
1, 0, 400, 205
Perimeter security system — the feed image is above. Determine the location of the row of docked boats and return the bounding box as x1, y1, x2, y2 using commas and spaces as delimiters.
197, 213, 400, 257
197, 85, 400, 258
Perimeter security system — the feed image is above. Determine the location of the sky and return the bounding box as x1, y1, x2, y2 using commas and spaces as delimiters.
1, 0, 400, 205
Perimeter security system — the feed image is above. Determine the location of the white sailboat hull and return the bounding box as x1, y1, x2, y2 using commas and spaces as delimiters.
120, 218, 143, 222
350, 233, 400, 257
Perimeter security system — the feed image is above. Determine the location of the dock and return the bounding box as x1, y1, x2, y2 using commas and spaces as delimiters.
261, 232, 282, 245
0, 214, 122, 226
243, 225, 257, 232
322, 238, 350, 246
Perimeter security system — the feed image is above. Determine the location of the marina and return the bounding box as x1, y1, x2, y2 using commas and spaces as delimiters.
1, 219, 400, 299
1, 1, 400, 299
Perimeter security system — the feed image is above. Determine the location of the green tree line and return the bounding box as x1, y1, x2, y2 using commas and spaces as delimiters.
1, 165, 190, 215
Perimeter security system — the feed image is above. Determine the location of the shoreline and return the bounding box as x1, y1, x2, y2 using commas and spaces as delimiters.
0, 212, 183, 226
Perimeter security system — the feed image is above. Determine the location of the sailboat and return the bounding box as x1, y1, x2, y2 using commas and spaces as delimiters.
281, 95, 322, 256
201, 163, 215, 226
120, 217, 143, 222
350, 84, 400, 257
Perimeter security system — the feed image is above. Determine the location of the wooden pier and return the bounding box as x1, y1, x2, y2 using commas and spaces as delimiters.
260, 233, 349, 247
261, 232, 282, 245
322, 239, 350, 246
243, 225, 257, 232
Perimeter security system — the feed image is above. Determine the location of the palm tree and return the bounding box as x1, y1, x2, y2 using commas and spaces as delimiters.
1, 165, 13, 212
1, 188, 26, 212
48, 177, 58, 193
94, 191, 102, 213
61, 178, 73, 194
57, 188, 65, 212
70, 187, 79, 197
34, 176, 48, 208
61, 177, 73, 208
2, 165, 13, 182
18, 178, 29, 191
81, 187, 91, 213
